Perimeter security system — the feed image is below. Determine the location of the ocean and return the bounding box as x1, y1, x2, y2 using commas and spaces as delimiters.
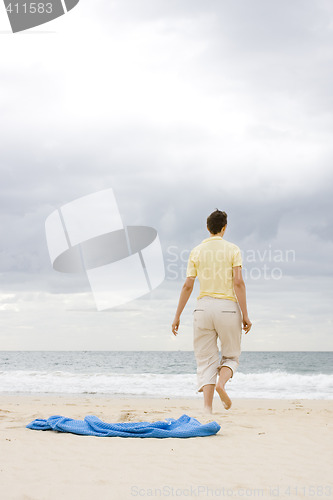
0, 351, 332, 399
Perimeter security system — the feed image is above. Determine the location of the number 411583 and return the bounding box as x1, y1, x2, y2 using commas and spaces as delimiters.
6, 3, 53, 14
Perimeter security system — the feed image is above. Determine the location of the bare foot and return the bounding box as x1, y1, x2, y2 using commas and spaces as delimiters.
215, 383, 232, 410
203, 406, 213, 415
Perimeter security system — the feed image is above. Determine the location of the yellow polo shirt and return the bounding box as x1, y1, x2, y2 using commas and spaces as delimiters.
186, 236, 242, 301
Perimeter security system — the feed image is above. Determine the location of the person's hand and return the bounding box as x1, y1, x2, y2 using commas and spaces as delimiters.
242, 316, 252, 334
172, 317, 180, 336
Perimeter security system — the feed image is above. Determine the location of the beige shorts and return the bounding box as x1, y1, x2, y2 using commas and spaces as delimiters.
193, 296, 242, 392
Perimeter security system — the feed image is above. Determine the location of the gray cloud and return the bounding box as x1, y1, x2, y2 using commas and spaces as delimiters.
0, 0, 332, 349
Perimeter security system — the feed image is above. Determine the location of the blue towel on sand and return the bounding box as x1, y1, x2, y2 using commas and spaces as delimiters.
26, 414, 220, 438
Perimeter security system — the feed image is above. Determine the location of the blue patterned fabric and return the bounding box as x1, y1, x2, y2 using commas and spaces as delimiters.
26, 413, 220, 438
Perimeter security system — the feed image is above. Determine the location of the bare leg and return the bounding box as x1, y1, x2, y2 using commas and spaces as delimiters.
202, 384, 215, 413
215, 366, 232, 410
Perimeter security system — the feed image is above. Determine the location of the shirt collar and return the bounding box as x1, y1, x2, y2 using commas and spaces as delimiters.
202, 236, 223, 243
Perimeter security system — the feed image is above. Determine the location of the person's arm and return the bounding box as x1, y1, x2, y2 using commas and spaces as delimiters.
233, 266, 252, 334
172, 277, 195, 336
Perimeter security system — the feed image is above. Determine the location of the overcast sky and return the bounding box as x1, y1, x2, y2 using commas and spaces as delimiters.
0, 0, 332, 351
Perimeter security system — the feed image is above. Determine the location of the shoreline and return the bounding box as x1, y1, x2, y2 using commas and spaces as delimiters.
1, 396, 332, 499
1, 391, 333, 400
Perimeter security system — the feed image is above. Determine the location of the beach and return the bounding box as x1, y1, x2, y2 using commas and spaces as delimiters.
0, 395, 332, 500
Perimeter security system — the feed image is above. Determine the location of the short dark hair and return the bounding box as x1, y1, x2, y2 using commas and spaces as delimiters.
207, 209, 227, 234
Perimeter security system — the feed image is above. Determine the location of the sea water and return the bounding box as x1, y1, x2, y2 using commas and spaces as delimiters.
0, 351, 332, 399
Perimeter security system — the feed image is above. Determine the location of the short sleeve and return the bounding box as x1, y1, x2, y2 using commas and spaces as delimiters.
186, 249, 197, 277
232, 246, 242, 268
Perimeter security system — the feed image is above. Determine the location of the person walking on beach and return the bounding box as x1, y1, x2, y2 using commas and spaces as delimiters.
172, 209, 252, 413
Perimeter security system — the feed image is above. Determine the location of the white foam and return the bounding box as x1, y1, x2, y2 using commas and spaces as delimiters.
0, 370, 332, 399
227, 371, 333, 399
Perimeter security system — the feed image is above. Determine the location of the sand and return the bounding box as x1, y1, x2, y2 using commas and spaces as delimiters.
0, 395, 332, 500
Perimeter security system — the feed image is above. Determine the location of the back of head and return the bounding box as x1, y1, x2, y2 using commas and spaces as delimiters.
207, 209, 227, 234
